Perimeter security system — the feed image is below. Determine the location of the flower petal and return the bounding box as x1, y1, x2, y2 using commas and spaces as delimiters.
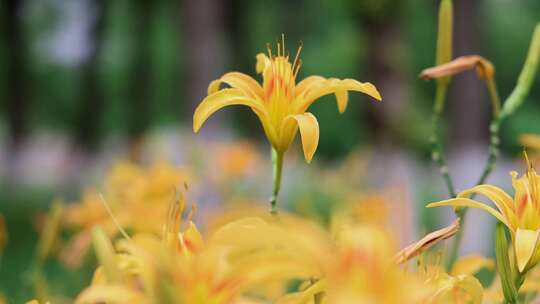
193, 88, 266, 133
295, 76, 326, 97
208, 72, 263, 99
256, 53, 271, 74
427, 198, 510, 228
514, 228, 540, 272
283, 113, 319, 163
295, 78, 381, 113
458, 185, 517, 230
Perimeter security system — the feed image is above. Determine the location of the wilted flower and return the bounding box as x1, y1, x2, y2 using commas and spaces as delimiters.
420, 55, 494, 81
394, 219, 460, 265
193, 36, 381, 162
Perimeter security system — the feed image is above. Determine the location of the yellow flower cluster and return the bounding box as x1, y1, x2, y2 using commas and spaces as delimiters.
71, 189, 487, 304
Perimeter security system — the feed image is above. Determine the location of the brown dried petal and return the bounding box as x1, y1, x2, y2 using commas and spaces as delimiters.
420, 55, 494, 80
394, 219, 460, 264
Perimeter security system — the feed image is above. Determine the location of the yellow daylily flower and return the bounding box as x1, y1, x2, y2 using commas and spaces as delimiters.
193, 37, 381, 162
418, 254, 490, 304
427, 155, 540, 273
451, 255, 495, 277
60, 160, 190, 268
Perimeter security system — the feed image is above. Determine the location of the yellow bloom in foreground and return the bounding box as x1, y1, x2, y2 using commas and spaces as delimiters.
420, 254, 489, 304
520, 134, 540, 153
193, 38, 381, 162
428, 156, 540, 273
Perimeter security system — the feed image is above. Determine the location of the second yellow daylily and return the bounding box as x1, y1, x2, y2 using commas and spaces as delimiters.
428, 156, 540, 273
193, 38, 381, 162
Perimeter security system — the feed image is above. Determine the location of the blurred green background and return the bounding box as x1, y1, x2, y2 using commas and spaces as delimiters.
0, 0, 539, 302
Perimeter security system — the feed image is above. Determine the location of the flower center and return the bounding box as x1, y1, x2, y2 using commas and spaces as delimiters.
260, 37, 303, 136
262, 38, 302, 102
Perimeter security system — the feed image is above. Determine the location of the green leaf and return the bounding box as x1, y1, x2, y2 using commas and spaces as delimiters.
495, 223, 519, 303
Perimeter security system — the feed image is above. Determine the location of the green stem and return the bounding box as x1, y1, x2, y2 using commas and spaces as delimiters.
486, 77, 502, 118
431, 83, 457, 198
446, 91, 502, 270
270, 148, 284, 215
499, 24, 540, 119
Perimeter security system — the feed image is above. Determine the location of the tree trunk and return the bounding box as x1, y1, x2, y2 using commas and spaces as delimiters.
73, 0, 108, 152
364, 21, 410, 142
2, 0, 29, 155
2, 0, 29, 185
126, 0, 155, 162
449, 0, 487, 145
180, 0, 224, 132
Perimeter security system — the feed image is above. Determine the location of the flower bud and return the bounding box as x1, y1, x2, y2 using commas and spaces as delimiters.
436, 0, 453, 85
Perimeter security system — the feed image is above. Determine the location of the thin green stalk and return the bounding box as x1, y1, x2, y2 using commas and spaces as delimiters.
499, 24, 540, 119
270, 148, 284, 215
486, 78, 502, 118
431, 83, 457, 198
446, 85, 501, 269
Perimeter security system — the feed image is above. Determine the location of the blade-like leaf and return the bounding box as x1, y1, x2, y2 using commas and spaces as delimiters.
495, 223, 518, 303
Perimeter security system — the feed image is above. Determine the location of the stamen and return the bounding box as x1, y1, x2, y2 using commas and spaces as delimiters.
281, 33, 285, 58
187, 204, 197, 223
292, 41, 303, 77
266, 43, 273, 59
294, 59, 303, 78
523, 151, 538, 208
99, 193, 131, 240
524, 150, 532, 170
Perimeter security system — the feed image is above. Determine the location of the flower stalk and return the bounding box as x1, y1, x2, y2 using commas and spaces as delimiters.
447, 74, 501, 269
431, 82, 456, 199
430, 0, 456, 198
270, 148, 284, 214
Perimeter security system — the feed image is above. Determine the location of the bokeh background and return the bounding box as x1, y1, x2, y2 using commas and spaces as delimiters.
1, 0, 539, 302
